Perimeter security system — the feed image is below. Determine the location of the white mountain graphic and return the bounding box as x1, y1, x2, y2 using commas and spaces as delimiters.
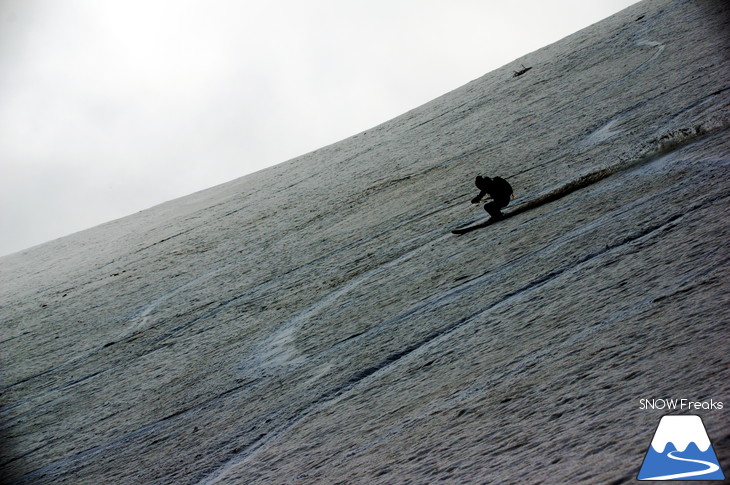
650, 415, 711, 453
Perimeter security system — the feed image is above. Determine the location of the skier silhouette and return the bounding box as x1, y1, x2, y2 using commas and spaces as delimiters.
471, 175, 514, 220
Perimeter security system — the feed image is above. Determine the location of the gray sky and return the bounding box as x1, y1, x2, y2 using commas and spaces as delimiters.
0, 0, 639, 256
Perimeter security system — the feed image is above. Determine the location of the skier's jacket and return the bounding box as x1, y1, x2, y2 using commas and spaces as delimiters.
475, 176, 513, 203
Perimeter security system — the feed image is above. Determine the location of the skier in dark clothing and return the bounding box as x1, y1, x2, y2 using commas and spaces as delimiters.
471, 175, 514, 220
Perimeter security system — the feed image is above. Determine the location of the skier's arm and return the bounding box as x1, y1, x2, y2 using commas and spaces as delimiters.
471, 189, 489, 204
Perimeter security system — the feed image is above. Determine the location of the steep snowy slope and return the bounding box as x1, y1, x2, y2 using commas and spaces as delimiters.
1, 0, 728, 483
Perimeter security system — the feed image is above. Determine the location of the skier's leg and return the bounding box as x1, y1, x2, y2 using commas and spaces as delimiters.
483, 201, 503, 219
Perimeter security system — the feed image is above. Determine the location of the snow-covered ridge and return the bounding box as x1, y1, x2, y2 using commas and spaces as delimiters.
650, 415, 711, 453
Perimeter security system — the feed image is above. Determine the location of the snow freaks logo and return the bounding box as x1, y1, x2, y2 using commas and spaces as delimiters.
637, 415, 725, 481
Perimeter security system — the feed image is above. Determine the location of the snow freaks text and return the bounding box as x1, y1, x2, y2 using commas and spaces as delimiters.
639, 398, 724, 411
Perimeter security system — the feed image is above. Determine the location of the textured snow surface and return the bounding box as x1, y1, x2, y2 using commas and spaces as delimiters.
1, 0, 729, 483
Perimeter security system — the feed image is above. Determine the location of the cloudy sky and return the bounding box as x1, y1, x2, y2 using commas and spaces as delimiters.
0, 0, 639, 256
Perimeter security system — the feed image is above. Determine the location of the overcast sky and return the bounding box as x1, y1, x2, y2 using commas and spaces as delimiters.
0, 0, 639, 256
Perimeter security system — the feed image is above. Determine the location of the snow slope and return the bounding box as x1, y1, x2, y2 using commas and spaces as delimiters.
1, 0, 728, 483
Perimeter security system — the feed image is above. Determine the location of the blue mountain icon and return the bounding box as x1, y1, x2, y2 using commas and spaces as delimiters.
638, 415, 725, 480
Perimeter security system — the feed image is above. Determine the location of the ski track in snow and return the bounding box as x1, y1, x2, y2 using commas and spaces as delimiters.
244, 121, 728, 378
198, 203, 717, 484
197, 122, 730, 482
198, 173, 730, 484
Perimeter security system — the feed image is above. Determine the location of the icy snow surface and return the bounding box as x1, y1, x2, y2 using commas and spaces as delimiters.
1, 0, 729, 483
